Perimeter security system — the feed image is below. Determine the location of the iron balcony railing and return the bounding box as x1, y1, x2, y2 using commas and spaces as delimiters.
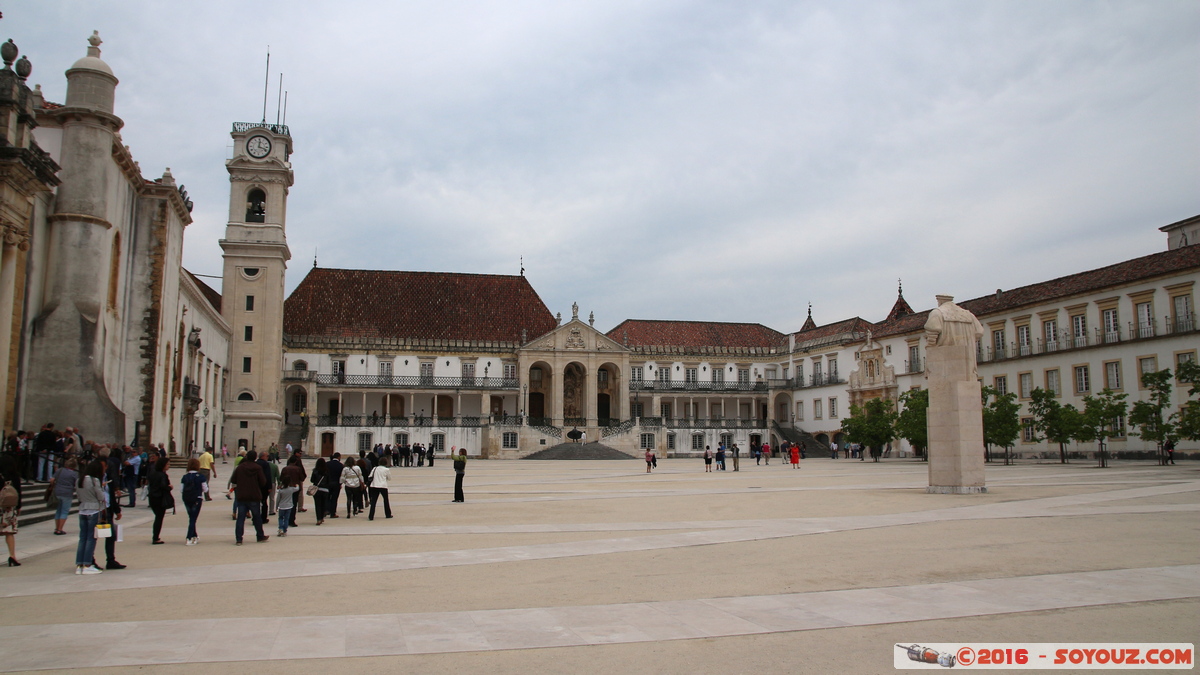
903, 358, 923, 374
233, 121, 291, 136
665, 418, 766, 429
315, 374, 519, 389
976, 313, 1197, 364
314, 414, 486, 428
629, 380, 767, 392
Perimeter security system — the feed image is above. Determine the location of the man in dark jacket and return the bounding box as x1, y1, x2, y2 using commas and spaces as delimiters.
99, 446, 125, 569
230, 450, 269, 544
325, 453, 343, 519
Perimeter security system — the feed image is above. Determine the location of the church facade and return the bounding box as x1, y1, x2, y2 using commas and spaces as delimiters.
5, 32, 1197, 461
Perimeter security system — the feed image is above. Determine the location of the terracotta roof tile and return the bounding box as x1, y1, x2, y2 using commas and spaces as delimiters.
791, 317, 874, 346
606, 319, 784, 349
283, 268, 555, 343
184, 269, 222, 314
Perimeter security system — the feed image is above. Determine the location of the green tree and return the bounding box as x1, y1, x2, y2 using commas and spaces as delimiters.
1128, 369, 1174, 465
893, 388, 929, 460
1078, 389, 1129, 468
982, 385, 1021, 465
1027, 387, 1081, 464
1171, 360, 1200, 442
842, 397, 897, 461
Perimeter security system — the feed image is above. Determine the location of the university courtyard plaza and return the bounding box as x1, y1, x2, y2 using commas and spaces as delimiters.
0, 457, 1196, 674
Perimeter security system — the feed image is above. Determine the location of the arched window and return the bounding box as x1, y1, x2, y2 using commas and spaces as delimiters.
237, 392, 255, 401
292, 360, 308, 371
246, 188, 266, 223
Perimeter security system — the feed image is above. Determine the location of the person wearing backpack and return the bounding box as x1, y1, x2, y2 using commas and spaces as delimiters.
180, 459, 207, 546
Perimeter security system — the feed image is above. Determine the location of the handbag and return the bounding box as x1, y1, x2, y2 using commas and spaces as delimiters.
95, 523, 112, 538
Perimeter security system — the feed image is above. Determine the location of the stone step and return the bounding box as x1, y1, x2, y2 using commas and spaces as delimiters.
522, 442, 636, 460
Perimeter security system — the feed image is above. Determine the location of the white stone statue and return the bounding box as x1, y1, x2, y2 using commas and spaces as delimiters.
923, 294, 987, 494
924, 294, 984, 375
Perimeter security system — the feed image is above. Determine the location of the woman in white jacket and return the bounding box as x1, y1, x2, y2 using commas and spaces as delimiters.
367, 457, 392, 520
340, 457, 365, 517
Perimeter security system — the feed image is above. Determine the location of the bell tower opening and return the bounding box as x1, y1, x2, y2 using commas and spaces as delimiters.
246, 188, 266, 222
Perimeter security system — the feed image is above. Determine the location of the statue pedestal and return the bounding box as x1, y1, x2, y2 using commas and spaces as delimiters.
925, 344, 987, 494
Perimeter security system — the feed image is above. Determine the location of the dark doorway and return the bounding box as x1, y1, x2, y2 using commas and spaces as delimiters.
321, 432, 335, 457
528, 392, 545, 420
597, 393, 611, 424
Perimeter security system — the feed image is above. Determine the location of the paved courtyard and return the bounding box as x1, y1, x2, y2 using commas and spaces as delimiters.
0, 456, 1196, 673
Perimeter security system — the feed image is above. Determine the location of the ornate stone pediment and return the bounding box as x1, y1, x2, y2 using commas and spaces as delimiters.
521, 319, 628, 354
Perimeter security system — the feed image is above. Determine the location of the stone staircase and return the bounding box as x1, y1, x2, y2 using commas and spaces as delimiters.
280, 424, 307, 454
522, 442, 636, 460
14, 482, 78, 528
772, 421, 831, 456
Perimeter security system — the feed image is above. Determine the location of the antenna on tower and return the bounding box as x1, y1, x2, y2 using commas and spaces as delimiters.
520, 256, 525, 276
275, 73, 283, 125
282, 91, 288, 126
261, 48, 270, 123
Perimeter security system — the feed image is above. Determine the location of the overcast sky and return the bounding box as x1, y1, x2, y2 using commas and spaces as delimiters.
9, 2, 1199, 334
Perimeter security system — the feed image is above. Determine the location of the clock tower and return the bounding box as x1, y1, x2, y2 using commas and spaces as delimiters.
220, 121, 293, 452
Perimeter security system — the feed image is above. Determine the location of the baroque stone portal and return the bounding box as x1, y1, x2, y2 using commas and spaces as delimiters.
923, 295, 987, 494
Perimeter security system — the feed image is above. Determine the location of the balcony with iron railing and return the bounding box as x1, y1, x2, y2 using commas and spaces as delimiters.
976, 313, 1197, 364
903, 358, 923, 374
629, 379, 767, 392
314, 374, 519, 390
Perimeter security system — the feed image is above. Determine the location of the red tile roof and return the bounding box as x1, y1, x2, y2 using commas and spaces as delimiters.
283, 268, 556, 343
184, 269, 222, 314
607, 319, 784, 349
791, 317, 874, 346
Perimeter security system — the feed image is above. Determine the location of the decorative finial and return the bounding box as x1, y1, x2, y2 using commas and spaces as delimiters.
313, 248, 318, 268
15, 54, 30, 79
898, 278, 903, 296
556, 312, 561, 325
87, 31, 102, 58
520, 255, 524, 276
807, 302, 812, 318
589, 311, 594, 327
1, 39, 17, 68
571, 302, 579, 320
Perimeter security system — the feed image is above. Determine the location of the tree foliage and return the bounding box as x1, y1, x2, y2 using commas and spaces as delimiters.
1027, 387, 1081, 464
893, 388, 929, 458
1078, 388, 1129, 468
842, 397, 897, 454
1128, 369, 1174, 464
982, 385, 1021, 464
1172, 360, 1200, 442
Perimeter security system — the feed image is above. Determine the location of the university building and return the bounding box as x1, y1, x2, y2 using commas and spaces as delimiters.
5, 33, 1198, 460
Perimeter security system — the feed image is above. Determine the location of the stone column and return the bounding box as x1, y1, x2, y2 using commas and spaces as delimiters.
552, 366, 564, 427
0, 239, 18, 424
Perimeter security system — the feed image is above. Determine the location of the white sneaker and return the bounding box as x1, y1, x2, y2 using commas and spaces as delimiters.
82, 565, 103, 575
185, 538, 196, 546
75, 565, 83, 575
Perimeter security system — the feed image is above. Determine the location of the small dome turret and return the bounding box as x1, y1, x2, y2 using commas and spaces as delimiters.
65, 31, 118, 114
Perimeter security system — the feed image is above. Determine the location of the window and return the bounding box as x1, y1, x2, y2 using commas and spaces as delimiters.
1138, 357, 1158, 387
631, 366, 643, 382
640, 433, 655, 449
1104, 361, 1121, 390
239, 421, 248, 429
245, 295, 255, 311
1072, 314, 1087, 347
379, 361, 393, 377
244, 326, 253, 342
395, 432, 409, 446
107, 232, 121, 311
993, 376, 1007, 396
685, 368, 697, 384
631, 402, 644, 418
796, 401, 804, 420
1074, 365, 1090, 394
1022, 418, 1035, 443
828, 358, 839, 380
598, 369, 609, 384
462, 362, 475, 379
243, 267, 259, 278
1102, 308, 1119, 343
1137, 301, 1153, 338
829, 397, 838, 418
237, 392, 254, 401
992, 329, 1006, 359
692, 434, 705, 450
720, 433, 732, 447
660, 403, 672, 418
291, 391, 305, 412
332, 359, 345, 375
1017, 325, 1031, 356
1178, 351, 1197, 372
1173, 294, 1193, 331
1111, 415, 1126, 438
712, 368, 724, 384
782, 366, 789, 380
737, 368, 750, 384
813, 399, 823, 419
357, 432, 373, 453
430, 433, 445, 452
908, 345, 920, 372
242, 357, 252, 373
292, 360, 308, 371
1044, 319, 1058, 350
502, 432, 518, 449
667, 433, 676, 450
1019, 373, 1033, 399
1045, 369, 1061, 396
421, 362, 435, 380
657, 366, 670, 383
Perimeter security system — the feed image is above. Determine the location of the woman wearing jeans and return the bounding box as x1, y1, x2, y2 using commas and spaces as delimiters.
75, 461, 106, 574
179, 459, 208, 545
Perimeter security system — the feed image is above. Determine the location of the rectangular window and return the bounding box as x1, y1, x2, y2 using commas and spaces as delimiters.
245, 295, 254, 311
631, 402, 644, 418
242, 356, 252, 373
792, 364, 801, 383
657, 366, 670, 382
631, 366, 643, 382
1022, 418, 1035, 443
1102, 308, 1119, 343
244, 325, 253, 342
239, 421, 248, 429
1044, 319, 1058, 351
1111, 415, 1126, 438
782, 366, 789, 381
430, 434, 445, 452
1137, 301, 1154, 338
1046, 369, 1061, 396
503, 364, 517, 380
828, 358, 839, 380
597, 369, 609, 385
357, 433, 373, 453
1178, 351, 1197, 370
640, 433, 655, 449
712, 368, 724, 385
813, 399, 823, 419
812, 361, 823, 384
394, 432, 409, 446
796, 401, 804, 420
1174, 295, 1193, 332
502, 432, 518, 449
1072, 314, 1087, 347
420, 362, 434, 380
992, 329, 1006, 359
379, 361, 393, 377
1104, 361, 1121, 390
666, 434, 676, 450
909, 344, 920, 372
829, 397, 838, 418
462, 362, 475, 379
685, 368, 698, 384
993, 376, 1007, 396
1138, 357, 1158, 387
660, 403, 672, 418
1019, 372, 1033, 399
1074, 365, 1090, 394
1017, 325, 1031, 356
737, 368, 750, 384
692, 434, 705, 450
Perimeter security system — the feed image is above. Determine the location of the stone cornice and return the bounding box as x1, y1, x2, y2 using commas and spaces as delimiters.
284, 334, 519, 356
48, 106, 123, 132
47, 212, 112, 229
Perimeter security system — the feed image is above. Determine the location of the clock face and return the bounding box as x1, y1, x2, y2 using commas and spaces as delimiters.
247, 135, 272, 158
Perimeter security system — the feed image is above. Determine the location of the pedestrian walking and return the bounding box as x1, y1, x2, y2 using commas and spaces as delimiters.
452, 448, 467, 502
180, 458, 207, 545
73, 460, 106, 574
50, 457, 79, 535
147, 456, 172, 544
644, 449, 654, 473
368, 457, 393, 518
229, 450, 269, 545
790, 443, 801, 469
0, 456, 22, 567
703, 445, 713, 472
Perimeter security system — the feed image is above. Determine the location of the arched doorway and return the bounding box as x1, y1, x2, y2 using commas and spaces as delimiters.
435, 395, 454, 419
833, 432, 845, 447
598, 362, 620, 424
816, 433, 830, 445
527, 362, 551, 423
597, 393, 611, 425
285, 385, 308, 425
563, 362, 586, 424
773, 393, 792, 424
